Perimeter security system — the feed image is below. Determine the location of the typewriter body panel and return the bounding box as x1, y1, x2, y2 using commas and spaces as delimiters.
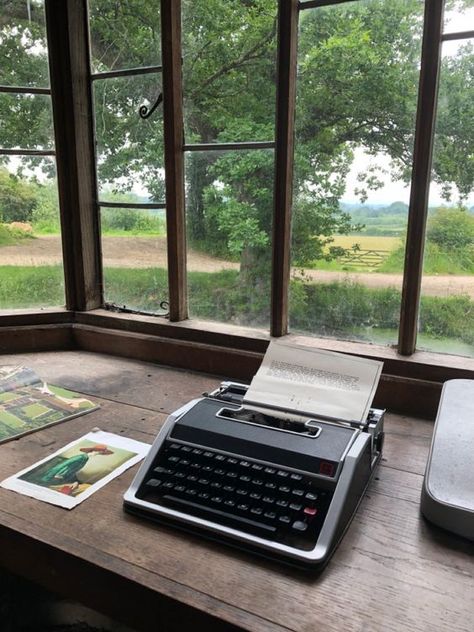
124, 382, 384, 568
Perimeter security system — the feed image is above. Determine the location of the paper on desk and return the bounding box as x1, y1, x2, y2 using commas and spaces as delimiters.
243, 340, 383, 422
0, 430, 150, 509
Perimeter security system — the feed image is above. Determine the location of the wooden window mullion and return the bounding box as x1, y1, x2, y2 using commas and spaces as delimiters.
271, 0, 299, 337
161, 0, 187, 322
398, 0, 445, 355
45, 0, 102, 312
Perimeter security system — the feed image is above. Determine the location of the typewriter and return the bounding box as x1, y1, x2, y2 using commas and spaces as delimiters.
124, 380, 385, 569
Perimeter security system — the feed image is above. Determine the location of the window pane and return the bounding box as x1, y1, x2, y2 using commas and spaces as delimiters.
182, 0, 277, 143
100, 206, 168, 313
93, 74, 165, 203
0, 0, 49, 88
0, 159, 64, 310
88, 0, 161, 73
185, 149, 274, 329
418, 39, 474, 357
443, 2, 474, 35
290, 0, 423, 346
0, 93, 53, 150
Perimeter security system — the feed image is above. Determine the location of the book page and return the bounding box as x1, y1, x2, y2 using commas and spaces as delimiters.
243, 340, 383, 422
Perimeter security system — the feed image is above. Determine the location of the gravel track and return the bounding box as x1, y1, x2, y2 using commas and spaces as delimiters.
2, 235, 473, 298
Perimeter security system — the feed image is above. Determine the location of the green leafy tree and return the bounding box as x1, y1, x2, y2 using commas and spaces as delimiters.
433, 41, 474, 203
0, 1, 51, 162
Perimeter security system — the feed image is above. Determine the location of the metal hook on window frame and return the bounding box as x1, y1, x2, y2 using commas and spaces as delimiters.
139, 92, 163, 119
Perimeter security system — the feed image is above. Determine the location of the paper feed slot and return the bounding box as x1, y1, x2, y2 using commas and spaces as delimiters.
216, 405, 323, 438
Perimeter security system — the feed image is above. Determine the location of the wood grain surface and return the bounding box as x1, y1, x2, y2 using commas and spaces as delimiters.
0, 351, 472, 632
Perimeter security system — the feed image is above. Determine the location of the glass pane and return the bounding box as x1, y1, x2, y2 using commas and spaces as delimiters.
93, 74, 165, 203
418, 39, 474, 357
443, 1, 474, 35
0, 158, 64, 310
0, 93, 53, 150
290, 0, 424, 346
0, 0, 49, 88
88, 0, 161, 73
100, 206, 168, 313
182, 0, 277, 143
185, 149, 274, 328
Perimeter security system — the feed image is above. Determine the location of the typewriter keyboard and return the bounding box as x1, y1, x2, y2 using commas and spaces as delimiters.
137, 441, 333, 551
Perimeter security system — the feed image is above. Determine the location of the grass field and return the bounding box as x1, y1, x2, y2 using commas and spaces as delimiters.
313, 234, 402, 271
330, 235, 401, 251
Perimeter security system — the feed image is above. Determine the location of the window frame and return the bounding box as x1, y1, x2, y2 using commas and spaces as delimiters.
1, 0, 474, 418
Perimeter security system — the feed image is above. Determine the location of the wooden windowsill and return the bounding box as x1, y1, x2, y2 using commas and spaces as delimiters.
1, 307, 474, 418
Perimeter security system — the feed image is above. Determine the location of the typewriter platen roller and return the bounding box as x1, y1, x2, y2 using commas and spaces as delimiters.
123, 381, 384, 569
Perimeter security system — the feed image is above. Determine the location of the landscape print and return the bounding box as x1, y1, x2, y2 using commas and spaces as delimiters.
0, 366, 98, 443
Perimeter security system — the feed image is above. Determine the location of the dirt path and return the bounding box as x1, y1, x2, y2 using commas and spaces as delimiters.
2, 235, 474, 298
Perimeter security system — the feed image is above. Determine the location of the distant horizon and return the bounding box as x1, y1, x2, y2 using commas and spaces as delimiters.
340, 198, 474, 208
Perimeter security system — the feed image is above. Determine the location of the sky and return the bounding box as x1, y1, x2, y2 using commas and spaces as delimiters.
342, 149, 474, 208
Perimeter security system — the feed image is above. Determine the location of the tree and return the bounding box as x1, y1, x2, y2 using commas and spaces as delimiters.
0, 0, 51, 162
432, 41, 474, 204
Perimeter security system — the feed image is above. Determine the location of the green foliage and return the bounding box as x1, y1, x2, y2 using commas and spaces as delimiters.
0, 225, 15, 246
101, 208, 165, 235
0, 168, 38, 223
346, 202, 408, 236
200, 151, 272, 258
433, 41, 474, 203
103, 267, 168, 312
30, 182, 60, 233
4, 262, 473, 349
420, 294, 474, 345
291, 279, 401, 334
427, 207, 474, 250
0, 265, 64, 309
380, 240, 474, 275
379, 207, 474, 274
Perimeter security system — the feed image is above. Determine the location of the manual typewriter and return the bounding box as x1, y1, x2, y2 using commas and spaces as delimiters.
124, 381, 384, 568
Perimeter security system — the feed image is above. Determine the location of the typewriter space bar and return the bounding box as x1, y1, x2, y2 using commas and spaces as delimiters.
163, 495, 277, 535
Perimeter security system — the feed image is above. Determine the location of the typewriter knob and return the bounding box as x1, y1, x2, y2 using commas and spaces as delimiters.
375, 431, 385, 454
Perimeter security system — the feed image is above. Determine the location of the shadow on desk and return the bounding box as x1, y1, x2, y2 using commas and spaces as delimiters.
0, 569, 136, 632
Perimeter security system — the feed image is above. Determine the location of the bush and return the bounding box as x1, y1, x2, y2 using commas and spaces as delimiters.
419, 294, 474, 345
0, 168, 38, 223
101, 208, 165, 234
290, 279, 401, 334
0, 223, 34, 246
31, 184, 60, 234
427, 207, 474, 251
2, 264, 474, 350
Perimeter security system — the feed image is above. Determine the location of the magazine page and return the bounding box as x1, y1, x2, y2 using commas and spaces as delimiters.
0, 369, 99, 444
243, 340, 383, 422
1, 430, 150, 509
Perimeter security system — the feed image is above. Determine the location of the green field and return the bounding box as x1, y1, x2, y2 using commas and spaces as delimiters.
330, 235, 401, 251
0, 410, 25, 428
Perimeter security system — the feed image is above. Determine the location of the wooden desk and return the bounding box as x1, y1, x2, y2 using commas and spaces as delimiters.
0, 351, 472, 632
